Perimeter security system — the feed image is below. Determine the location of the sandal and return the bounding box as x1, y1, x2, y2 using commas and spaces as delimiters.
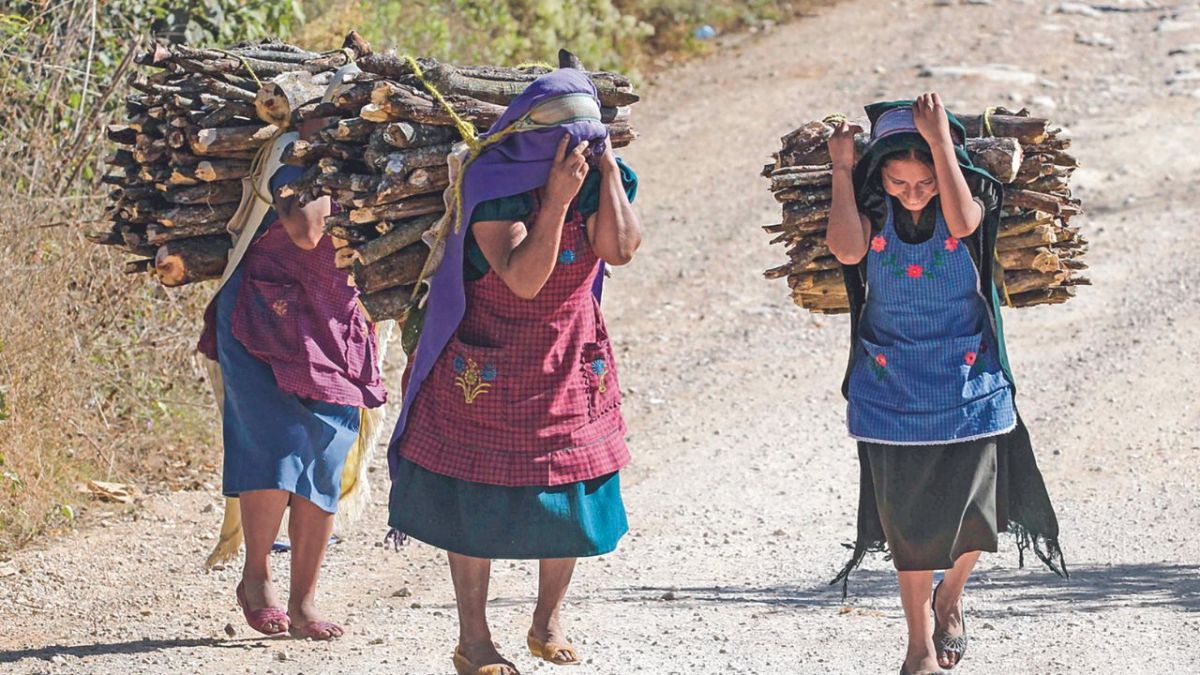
288, 619, 344, 641
453, 646, 520, 675
527, 630, 581, 666
932, 581, 969, 669
235, 581, 290, 636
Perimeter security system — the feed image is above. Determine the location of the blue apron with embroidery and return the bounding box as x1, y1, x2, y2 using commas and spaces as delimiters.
847, 200, 1016, 445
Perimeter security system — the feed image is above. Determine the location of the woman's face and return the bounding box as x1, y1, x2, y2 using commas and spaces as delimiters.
881, 158, 938, 212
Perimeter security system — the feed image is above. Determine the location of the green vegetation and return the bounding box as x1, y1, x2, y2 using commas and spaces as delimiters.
0, 0, 821, 552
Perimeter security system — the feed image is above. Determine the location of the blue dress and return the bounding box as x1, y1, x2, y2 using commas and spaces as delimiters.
216, 234, 361, 513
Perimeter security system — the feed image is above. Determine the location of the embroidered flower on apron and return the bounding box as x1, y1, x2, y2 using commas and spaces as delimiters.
453, 355, 496, 404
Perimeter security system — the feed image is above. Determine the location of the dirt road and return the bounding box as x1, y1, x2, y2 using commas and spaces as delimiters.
3, 0, 1199, 672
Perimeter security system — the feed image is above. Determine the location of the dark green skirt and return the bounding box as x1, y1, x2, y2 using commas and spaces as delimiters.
388, 458, 628, 559
833, 417, 1067, 594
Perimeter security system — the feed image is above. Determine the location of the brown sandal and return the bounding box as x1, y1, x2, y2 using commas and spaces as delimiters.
453, 646, 520, 675
526, 630, 581, 666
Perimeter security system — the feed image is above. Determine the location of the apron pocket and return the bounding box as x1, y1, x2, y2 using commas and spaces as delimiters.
581, 340, 621, 421
231, 276, 302, 364
853, 333, 1005, 412
438, 336, 506, 411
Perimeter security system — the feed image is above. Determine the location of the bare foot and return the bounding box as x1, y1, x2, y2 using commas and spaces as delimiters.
903, 645, 943, 674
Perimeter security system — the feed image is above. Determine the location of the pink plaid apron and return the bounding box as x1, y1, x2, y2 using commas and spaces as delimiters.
397, 198, 630, 487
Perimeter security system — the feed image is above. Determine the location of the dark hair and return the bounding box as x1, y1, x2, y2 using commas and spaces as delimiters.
880, 147, 934, 171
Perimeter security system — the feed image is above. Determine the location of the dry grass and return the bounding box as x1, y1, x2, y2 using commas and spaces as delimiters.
0, 5, 222, 552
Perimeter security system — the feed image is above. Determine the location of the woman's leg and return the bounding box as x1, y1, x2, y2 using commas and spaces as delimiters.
287, 494, 342, 637
933, 550, 980, 668
238, 489, 290, 626
448, 552, 510, 666
531, 558, 578, 662
897, 570, 940, 673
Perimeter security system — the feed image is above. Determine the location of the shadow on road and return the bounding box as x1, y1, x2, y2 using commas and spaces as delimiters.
0, 637, 267, 664
618, 562, 1200, 616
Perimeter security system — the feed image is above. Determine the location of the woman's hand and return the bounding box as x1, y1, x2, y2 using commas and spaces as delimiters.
827, 122, 862, 170
913, 92, 953, 150
544, 134, 590, 209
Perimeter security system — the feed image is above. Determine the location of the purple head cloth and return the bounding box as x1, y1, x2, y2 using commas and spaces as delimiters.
387, 68, 610, 475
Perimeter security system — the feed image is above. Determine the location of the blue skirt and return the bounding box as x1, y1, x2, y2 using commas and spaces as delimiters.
217, 266, 360, 513
389, 458, 627, 559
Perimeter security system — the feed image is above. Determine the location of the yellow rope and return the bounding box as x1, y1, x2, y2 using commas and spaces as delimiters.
515, 61, 554, 70
982, 106, 997, 137
822, 112, 849, 127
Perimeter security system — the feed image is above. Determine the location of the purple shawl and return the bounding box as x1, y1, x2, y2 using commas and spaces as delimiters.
387, 69, 610, 473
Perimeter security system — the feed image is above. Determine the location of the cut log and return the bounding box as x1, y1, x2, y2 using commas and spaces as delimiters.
146, 220, 229, 244
1009, 286, 1076, 308
351, 243, 427, 293
158, 203, 238, 228
963, 136, 1022, 183
154, 235, 231, 287
1003, 268, 1069, 295
162, 180, 243, 206
358, 284, 416, 322
379, 121, 458, 149
189, 124, 278, 155
352, 213, 440, 267
256, 70, 327, 127
957, 113, 1051, 144
194, 159, 251, 182
349, 194, 445, 225
997, 246, 1063, 273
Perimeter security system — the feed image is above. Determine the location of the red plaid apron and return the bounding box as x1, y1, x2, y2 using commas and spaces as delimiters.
398, 198, 630, 487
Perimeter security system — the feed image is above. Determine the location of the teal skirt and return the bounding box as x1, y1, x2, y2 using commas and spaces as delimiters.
388, 458, 628, 559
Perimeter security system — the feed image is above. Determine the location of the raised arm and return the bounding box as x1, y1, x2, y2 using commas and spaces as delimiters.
913, 92, 982, 239
473, 134, 589, 300
586, 146, 641, 266
826, 121, 871, 265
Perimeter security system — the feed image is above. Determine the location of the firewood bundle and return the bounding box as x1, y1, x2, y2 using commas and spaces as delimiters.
761, 109, 1087, 314
92, 36, 368, 287
277, 46, 640, 321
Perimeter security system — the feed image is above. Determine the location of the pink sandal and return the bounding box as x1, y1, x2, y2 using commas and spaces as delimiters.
288, 619, 344, 641
235, 581, 290, 636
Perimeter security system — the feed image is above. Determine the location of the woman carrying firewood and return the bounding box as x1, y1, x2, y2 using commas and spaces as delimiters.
825, 94, 1066, 674
197, 108, 387, 640
386, 65, 640, 675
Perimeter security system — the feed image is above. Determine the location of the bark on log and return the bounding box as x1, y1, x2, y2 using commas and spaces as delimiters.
163, 180, 243, 206
379, 121, 458, 149
1003, 268, 1069, 295
349, 194, 445, 225
997, 246, 1063, 273
351, 213, 439, 267
957, 114, 1051, 144
158, 203, 238, 228
194, 159, 251, 182
352, 243, 427, 293
146, 220, 229, 244
189, 124, 277, 155
154, 235, 231, 287
358, 284, 416, 322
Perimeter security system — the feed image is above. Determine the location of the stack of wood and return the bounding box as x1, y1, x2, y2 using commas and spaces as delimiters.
92, 36, 367, 286
761, 109, 1087, 314
277, 44, 640, 321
